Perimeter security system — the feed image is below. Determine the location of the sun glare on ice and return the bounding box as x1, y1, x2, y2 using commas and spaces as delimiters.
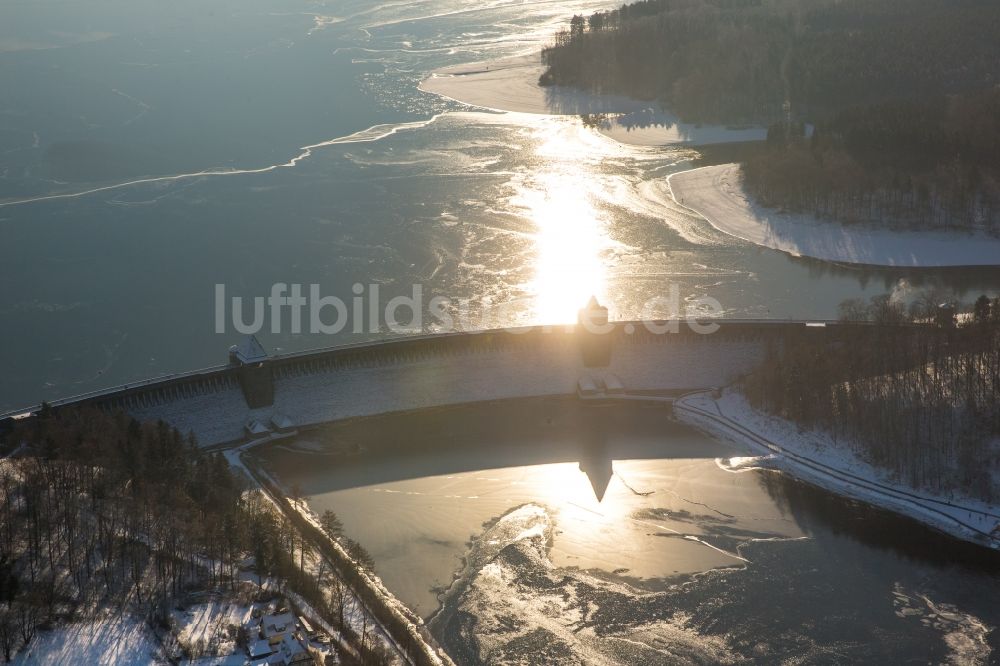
515, 119, 615, 325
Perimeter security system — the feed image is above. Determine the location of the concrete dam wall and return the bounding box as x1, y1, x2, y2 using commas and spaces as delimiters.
4, 321, 818, 447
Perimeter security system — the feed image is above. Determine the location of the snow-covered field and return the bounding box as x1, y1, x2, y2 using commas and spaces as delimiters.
669, 164, 1000, 266
676, 390, 1000, 549
12, 614, 167, 665
170, 599, 252, 664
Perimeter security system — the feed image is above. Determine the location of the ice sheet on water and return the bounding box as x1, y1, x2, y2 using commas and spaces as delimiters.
429, 502, 743, 664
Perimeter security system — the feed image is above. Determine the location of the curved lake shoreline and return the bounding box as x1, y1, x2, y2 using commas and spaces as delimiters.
6, 21, 1000, 410
421, 54, 1000, 268
669, 164, 1000, 267
419, 54, 768, 146
259, 397, 1000, 663
676, 391, 1000, 550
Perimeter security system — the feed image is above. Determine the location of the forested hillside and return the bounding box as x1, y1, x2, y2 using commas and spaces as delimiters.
0, 408, 371, 662
742, 297, 1000, 501
540, 0, 1000, 123
742, 90, 1000, 233
541, 0, 1000, 232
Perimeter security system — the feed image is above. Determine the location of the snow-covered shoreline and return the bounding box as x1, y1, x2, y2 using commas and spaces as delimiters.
669, 163, 1000, 267
419, 53, 644, 116
418, 55, 767, 146
676, 390, 1000, 550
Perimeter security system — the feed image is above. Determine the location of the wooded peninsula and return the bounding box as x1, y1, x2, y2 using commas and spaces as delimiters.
541, 0, 1000, 233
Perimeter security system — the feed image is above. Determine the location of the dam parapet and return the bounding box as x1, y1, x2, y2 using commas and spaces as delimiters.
3, 318, 870, 448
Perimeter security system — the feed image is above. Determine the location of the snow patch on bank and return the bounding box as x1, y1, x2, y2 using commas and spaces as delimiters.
419, 56, 769, 146
677, 390, 1000, 548
419, 54, 646, 116
171, 600, 252, 663
669, 164, 1000, 266
13, 614, 166, 665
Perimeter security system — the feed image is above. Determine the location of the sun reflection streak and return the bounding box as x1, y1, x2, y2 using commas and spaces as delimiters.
513, 118, 616, 324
